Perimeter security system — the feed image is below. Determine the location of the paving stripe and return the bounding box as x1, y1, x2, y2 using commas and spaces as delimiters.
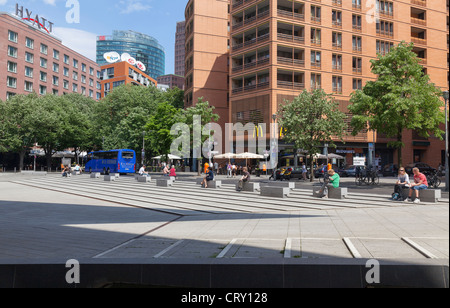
343, 237, 362, 259
216, 239, 238, 259
153, 240, 184, 258
284, 238, 292, 258
402, 237, 438, 259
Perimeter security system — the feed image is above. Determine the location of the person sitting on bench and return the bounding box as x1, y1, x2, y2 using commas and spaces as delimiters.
315, 169, 340, 198
405, 167, 428, 204
392, 167, 410, 201
237, 167, 251, 192
201, 167, 214, 188
139, 165, 150, 177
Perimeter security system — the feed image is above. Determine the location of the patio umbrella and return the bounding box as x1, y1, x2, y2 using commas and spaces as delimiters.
214, 152, 237, 164
152, 154, 182, 160
235, 152, 265, 166
327, 153, 345, 159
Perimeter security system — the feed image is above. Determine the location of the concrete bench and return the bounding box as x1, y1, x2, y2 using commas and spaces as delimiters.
260, 186, 290, 198
170, 176, 177, 182
201, 180, 222, 189
236, 182, 260, 192
156, 179, 173, 187
328, 187, 348, 199
90, 173, 100, 179
137, 176, 151, 183
104, 175, 116, 182
262, 181, 295, 190
413, 189, 441, 203
110, 173, 120, 179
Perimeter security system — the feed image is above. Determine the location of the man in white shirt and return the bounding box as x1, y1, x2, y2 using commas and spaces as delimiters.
139, 165, 150, 177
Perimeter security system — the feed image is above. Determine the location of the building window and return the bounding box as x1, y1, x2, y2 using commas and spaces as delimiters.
311, 50, 321, 68
8, 30, 18, 43
25, 52, 34, 63
332, 54, 342, 71
64, 67, 69, 77
53, 76, 59, 86
353, 78, 362, 90
332, 10, 342, 27
24, 81, 33, 92
7, 61, 17, 73
7, 46, 18, 58
352, 14, 362, 31
311, 73, 321, 90
40, 58, 47, 68
73, 59, 78, 69
352, 36, 362, 52
25, 37, 34, 49
352, 57, 362, 74
53, 49, 60, 60
25, 66, 33, 78
7, 76, 17, 88
53, 63, 59, 73
332, 76, 343, 93
81, 63, 87, 73
39, 85, 47, 95
64, 54, 70, 65
63, 80, 69, 89
73, 83, 78, 92
40, 71, 47, 82
40, 44, 48, 55
311, 28, 321, 45
73, 71, 78, 81
332, 32, 342, 49
89, 67, 94, 76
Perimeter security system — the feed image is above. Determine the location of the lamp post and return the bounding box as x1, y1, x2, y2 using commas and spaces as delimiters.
443, 90, 449, 192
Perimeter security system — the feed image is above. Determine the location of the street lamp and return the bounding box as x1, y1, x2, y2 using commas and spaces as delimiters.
443, 90, 449, 192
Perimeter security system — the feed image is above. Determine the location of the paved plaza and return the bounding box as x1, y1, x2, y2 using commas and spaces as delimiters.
0, 172, 448, 287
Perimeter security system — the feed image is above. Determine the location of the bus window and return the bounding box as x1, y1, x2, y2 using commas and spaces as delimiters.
122, 151, 135, 159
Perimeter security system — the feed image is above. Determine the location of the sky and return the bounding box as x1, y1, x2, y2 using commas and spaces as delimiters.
0, 0, 188, 74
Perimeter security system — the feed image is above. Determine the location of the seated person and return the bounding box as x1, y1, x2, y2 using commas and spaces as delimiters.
316, 169, 340, 198
405, 167, 428, 204
201, 167, 214, 188
169, 166, 177, 178
74, 164, 82, 175
237, 167, 251, 192
393, 167, 410, 201
61, 165, 71, 177
139, 165, 150, 177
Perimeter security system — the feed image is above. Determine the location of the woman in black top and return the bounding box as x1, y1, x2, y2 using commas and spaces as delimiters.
201, 167, 214, 188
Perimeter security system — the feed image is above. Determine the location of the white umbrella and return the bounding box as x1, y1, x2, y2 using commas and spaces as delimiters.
152, 154, 182, 160
214, 153, 237, 159
327, 153, 345, 159
235, 152, 265, 166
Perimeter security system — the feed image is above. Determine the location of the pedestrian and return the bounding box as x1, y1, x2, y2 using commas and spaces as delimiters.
201, 167, 214, 188
405, 167, 428, 204
315, 169, 340, 199
163, 164, 169, 176
237, 167, 251, 192
169, 165, 177, 177
392, 167, 410, 201
302, 163, 307, 181
227, 163, 232, 178
139, 165, 150, 177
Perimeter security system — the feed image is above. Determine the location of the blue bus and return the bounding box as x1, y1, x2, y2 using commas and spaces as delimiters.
85, 149, 136, 174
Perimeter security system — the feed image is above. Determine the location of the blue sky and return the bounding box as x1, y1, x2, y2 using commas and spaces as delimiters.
0, 0, 188, 74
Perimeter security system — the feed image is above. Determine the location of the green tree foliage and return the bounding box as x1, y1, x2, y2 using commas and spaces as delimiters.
348, 41, 445, 167
145, 102, 181, 162
277, 89, 347, 181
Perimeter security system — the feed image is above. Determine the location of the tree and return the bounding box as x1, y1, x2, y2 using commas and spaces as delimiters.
145, 102, 181, 162
348, 41, 445, 167
93, 85, 162, 155
277, 89, 347, 182
0, 94, 38, 170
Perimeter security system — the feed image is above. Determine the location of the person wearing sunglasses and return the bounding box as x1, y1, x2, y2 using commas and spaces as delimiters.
393, 168, 410, 201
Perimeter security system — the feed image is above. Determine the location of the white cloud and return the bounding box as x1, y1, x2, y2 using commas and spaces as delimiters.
0, 0, 8, 5
43, 0, 57, 6
52, 27, 97, 61
119, 0, 152, 14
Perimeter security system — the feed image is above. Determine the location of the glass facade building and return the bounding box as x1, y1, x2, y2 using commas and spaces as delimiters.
96, 30, 165, 80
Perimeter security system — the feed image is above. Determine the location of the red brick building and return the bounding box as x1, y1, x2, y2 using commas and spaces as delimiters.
1, 12, 101, 101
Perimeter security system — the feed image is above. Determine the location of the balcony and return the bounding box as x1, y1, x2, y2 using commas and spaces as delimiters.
278, 57, 305, 67
232, 6, 270, 31
232, 81, 270, 94
277, 80, 305, 90
232, 32, 269, 52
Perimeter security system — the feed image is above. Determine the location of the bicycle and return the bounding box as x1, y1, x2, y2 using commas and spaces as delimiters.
424, 170, 441, 189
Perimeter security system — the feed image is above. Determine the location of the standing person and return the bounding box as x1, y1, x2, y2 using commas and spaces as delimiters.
232, 164, 237, 178
227, 163, 232, 178
201, 167, 214, 188
169, 165, 177, 177
214, 161, 219, 175
405, 168, 428, 204
393, 167, 410, 201
237, 167, 251, 192
302, 163, 308, 181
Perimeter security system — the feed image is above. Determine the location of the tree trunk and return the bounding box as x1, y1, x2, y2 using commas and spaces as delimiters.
18, 149, 26, 171
397, 128, 403, 168
310, 159, 315, 182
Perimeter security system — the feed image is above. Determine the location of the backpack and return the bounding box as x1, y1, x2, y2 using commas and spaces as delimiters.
392, 192, 401, 201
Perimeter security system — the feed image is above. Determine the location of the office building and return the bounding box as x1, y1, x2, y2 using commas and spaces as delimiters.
100, 61, 157, 99
1, 12, 101, 101
184, 0, 230, 131
225, 0, 448, 167
157, 74, 185, 90
97, 30, 165, 80
175, 21, 186, 77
